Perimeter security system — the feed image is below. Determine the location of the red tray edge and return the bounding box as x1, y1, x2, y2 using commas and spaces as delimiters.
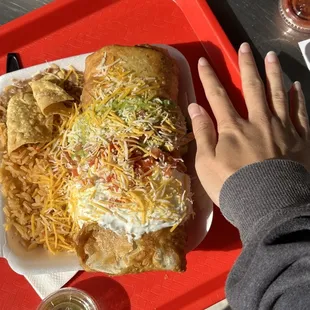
175, 0, 240, 78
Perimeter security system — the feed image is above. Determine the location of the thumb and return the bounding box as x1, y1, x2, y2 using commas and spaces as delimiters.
188, 103, 216, 156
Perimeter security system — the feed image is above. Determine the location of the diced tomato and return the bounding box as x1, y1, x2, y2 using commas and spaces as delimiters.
112, 184, 119, 191
151, 147, 161, 158
87, 178, 95, 186
63, 152, 77, 166
71, 168, 79, 177
142, 158, 155, 170
88, 158, 95, 167
134, 157, 155, 174
110, 143, 116, 152
106, 174, 114, 183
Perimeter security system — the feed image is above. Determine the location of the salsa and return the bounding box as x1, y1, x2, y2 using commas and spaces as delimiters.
280, 0, 310, 32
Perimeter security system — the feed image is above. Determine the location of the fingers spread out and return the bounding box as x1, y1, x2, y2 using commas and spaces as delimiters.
265, 51, 289, 123
238, 43, 270, 120
188, 103, 216, 157
198, 57, 239, 127
290, 81, 309, 139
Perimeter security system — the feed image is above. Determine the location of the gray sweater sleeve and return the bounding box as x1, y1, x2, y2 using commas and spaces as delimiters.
219, 159, 310, 310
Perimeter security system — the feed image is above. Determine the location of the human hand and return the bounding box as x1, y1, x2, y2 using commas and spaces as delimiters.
188, 43, 310, 206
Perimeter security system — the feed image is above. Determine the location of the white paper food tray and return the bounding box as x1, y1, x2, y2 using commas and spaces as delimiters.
0, 45, 213, 275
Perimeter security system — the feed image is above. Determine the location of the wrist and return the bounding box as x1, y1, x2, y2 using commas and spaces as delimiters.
219, 159, 310, 243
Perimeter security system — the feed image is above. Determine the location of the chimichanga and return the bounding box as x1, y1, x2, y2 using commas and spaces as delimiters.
67, 45, 193, 274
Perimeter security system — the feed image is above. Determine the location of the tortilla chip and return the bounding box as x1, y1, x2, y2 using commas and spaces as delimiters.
29, 79, 74, 115
0, 123, 7, 152
7, 93, 52, 154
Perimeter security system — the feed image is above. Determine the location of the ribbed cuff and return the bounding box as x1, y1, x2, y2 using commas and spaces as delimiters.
219, 160, 310, 243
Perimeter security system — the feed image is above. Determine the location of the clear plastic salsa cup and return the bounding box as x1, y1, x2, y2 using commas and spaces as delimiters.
37, 288, 99, 310
279, 0, 310, 33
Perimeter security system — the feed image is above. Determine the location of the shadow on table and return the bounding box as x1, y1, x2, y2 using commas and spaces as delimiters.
195, 208, 241, 252
207, 0, 266, 80
172, 41, 246, 118
170, 41, 242, 253
72, 276, 131, 310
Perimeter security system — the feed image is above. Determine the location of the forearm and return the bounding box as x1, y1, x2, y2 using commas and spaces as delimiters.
219, 160, 310, 309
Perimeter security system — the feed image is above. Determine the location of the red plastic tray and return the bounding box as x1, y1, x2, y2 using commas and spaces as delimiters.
0, 0, 243, 309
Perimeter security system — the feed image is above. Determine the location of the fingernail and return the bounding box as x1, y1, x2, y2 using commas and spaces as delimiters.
294, 81, 302, 91
188, 103, 202, 119
198, 57, 208, 67
239, 42, 251, 54
266, 51, 278, 63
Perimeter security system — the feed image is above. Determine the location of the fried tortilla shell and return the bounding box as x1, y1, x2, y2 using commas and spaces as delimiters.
76, 223, 187, 275
29, 79, 74, 115
6, 93, 52, 154
82, 45, 179, 107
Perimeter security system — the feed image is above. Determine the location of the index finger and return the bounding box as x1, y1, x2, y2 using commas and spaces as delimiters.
198, 57, 240, 126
